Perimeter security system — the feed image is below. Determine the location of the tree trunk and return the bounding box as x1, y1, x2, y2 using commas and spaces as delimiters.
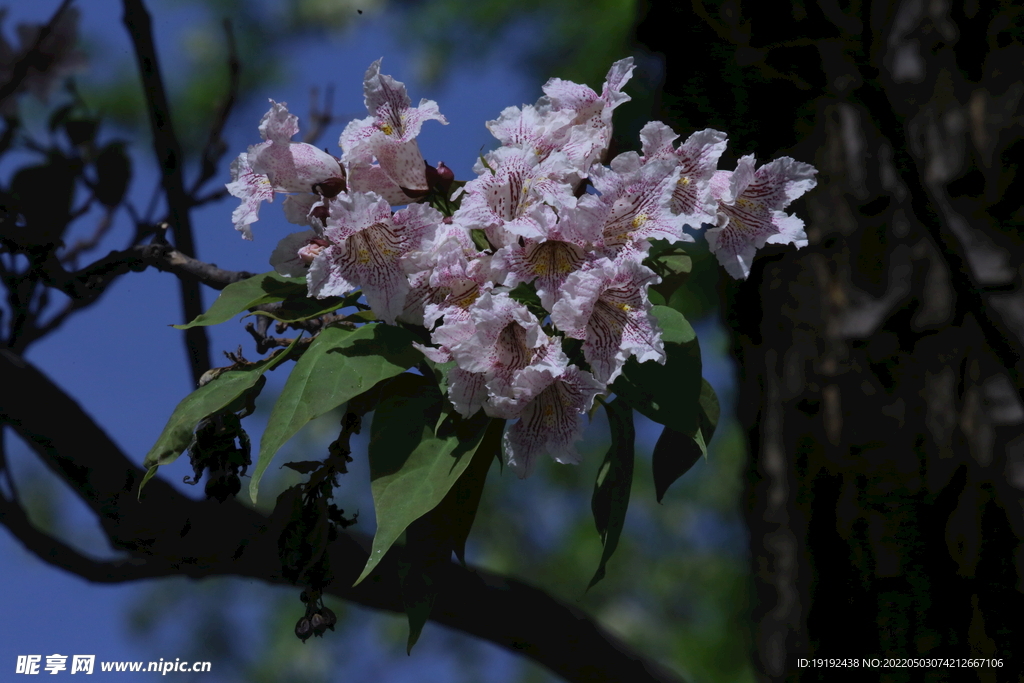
635, 0, 1024, 678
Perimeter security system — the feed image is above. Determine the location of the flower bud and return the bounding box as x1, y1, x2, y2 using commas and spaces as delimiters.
310, 203, 330, 228
312, 176, 346, 198
425, 161, 454, 195
298, 238, 329, 265
295, 617, 312, 642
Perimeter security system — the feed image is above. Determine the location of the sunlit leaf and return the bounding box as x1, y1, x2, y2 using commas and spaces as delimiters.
139, 339, 298, 498
174, 272, 307, 329
249, 323, 421, 502
356, 374, 491, 585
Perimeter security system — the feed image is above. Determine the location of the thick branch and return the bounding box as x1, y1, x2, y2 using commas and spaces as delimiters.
0, 349, 684, 683
122, 0, 209, 384
0, 487, 165, 583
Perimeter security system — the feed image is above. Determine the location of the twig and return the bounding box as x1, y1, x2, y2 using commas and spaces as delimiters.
0, 0, 75, 105
189, 18, 241, 198
44, 241, 255, 299
122, 0, 209, 385
302, 85, 335, 146
60, 206, 115, 269
0, 487, 156, 583
10, 243, 254, 350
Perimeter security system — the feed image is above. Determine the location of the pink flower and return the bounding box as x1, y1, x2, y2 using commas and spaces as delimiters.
706, 155, 818, 279
540, 57, 635, 172
447, 292, 567, 419
640, 122, 727, 228
503, 366, 605, 478
550, 256, 664, 383
226, 100, 344, 240
306, 192, 440, 324
340, 60, 447, 199
589, 152, 688, 256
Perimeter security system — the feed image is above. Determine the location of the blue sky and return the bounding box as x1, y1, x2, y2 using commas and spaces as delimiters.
1, 2, 739, 680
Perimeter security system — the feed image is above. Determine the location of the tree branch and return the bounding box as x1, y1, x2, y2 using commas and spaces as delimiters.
0, 348, 685, 683
0, 0, 75, 106
0, 487, 165, 583
189, 18, 241, 198
122, 0, 209, 384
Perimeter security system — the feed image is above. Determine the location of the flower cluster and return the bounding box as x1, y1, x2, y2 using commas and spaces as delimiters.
227, 59, 817, 477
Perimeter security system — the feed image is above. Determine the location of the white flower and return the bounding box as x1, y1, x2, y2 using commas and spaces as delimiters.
706, 155, 818, 279
340, 59, 447, 200
226, 100, 344, 240
306, 192, 440, 324
589, 152, 688, 256
540, 57, 636, 173
447, 292, 567, 419
550, 256, 664, 384
503, 366, 605, 478
640, 122, 727, 228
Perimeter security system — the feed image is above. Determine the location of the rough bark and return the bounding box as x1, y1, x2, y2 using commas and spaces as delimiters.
635, 0, 1024, 678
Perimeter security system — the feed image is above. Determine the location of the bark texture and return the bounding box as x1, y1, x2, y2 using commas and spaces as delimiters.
635, 0, 1024, 678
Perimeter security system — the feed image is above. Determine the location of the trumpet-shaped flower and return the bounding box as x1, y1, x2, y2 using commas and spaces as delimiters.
306, 192, 441, 324
640, 122, 727, 228
455, 146, 577, 249
540, 57, 635, 172
226, 100, 345, 239
550, 256, 664, 383
589, 152, 688, 256
447, 292, 567, 419
503, 366, 605, 478
340, 59, 447, 197
485, 103, 576, 161
706, 155, 818, 279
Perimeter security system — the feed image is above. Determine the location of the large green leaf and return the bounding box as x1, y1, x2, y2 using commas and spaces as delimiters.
249, 323, 421, 503
588, 397, 635, 589
398, 419, 502, 653
139, 339, 298, 497
611, 305, 702, 426
652, 379, 720, 502
174, 271, 307, 329
356, 374, 491, 585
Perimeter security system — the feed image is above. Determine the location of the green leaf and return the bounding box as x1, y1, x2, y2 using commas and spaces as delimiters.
139, 341, 297, 498
397, 417, 502, 653
698, 378, 720, 443
652, 426, 702, 503
611, 305, 701, 426
356, 375, 491, 585
652, 379, 719, 502
659, 253, 693, 276
470, 229, 491, 251
174, 272, 307, 329
246, 296, 345, 324
249, 323, 421, 503
588, 398, 635, 590
398, 557, 438, 655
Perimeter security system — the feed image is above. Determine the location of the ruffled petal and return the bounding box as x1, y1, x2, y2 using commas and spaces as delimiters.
503, 366, 605, 478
